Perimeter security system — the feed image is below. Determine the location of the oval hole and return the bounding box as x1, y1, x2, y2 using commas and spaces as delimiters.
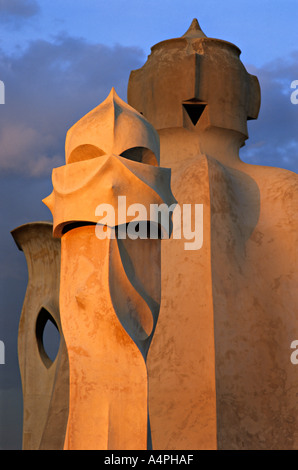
36, 308, 60, 368
43, 319, 60, 363
120, 147, 158, 166
68, 144, 106, 164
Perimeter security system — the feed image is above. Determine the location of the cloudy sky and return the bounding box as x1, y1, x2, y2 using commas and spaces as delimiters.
0, 0, 297, 449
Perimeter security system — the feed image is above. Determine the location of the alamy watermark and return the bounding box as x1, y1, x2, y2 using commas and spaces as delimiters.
290, 340, 298, 365
290, 80, 298, 104
95, 197, 203, 251
0, 340, 5, 365
0, 80, 4, 104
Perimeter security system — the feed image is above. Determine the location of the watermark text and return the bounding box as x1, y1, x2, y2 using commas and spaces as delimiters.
0, 80, 4, 104
290, 340, 298, 365
0, 340, 5, 365
290, 80, 298, 104
95, 197, 203, 251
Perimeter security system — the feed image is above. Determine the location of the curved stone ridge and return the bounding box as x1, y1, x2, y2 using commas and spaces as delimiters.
43, 153, 175, 238
65, 87, 160, 166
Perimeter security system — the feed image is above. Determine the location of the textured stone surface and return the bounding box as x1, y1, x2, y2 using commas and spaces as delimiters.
128, 19, 298, 450
11, 222, 69, 450
60, 227, 152, 449
43, 89, 175, 449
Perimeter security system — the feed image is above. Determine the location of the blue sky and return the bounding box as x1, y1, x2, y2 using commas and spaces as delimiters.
0, 0, 297, 449
1, 0, 297, 66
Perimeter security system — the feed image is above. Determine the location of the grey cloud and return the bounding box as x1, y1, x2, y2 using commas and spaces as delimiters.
0, 34, 145, 177
0, 388, 23, 449
241, 52, 298, 174
0, 0, 40, 19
